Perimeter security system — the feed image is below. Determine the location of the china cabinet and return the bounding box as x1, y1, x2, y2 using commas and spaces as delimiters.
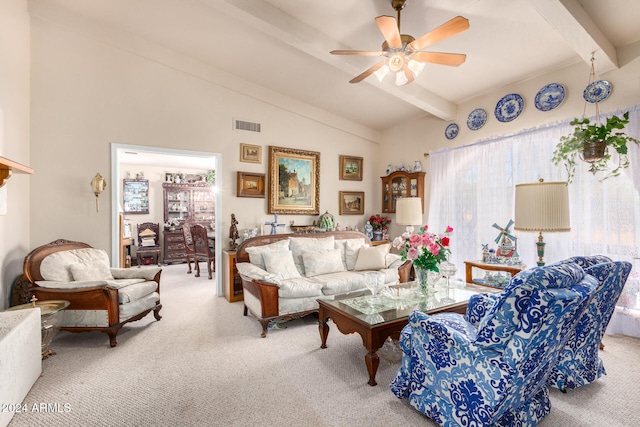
163, 182, 215, 264
380, 171, 425, 214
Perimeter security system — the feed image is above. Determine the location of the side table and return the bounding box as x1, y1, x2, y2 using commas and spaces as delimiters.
464, 261, 525, 287
223, 250, 244, 302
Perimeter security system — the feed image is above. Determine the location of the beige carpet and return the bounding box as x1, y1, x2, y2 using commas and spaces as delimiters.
8, 264, 640, 427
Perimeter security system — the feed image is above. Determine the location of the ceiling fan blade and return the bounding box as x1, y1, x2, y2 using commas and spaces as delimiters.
401, 64, 415, 86
330, 50, 384, 56
375, 15, 402, 49
410, 16, 469, 51
413, 51, 467, 66
349, 61, 386, 84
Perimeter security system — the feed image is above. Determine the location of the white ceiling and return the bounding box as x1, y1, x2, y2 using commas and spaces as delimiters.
31, 0, 640, 132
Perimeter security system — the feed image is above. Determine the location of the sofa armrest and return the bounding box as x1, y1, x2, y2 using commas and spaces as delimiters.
240, 276, 280, 318
31, 285, 121, 326
110, 268, 161, 293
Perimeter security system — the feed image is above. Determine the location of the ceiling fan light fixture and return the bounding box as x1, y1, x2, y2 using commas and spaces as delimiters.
374, 64, 390, 81
407, 59, 425, 77
388, 53, 404, 72
395, 70, 408, 86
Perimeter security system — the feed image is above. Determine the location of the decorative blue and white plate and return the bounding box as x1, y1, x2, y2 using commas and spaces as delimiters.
535, 83, 565, 111
445, 123, 459, 139
583, 80, 612, 103
467, 108, 487, 130
495, 93, 525, 122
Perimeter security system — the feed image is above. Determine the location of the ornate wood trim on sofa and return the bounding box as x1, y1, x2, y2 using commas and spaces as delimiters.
236, 231, 411, 337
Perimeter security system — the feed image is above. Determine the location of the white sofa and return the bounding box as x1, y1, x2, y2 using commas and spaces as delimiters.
23, 239, 162, 347
236, 231, 411, 337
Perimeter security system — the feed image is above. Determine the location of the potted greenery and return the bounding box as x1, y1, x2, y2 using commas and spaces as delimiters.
552, 112, 640, 183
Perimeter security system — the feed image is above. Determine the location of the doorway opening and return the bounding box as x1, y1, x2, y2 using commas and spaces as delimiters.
110, 143, 222, 296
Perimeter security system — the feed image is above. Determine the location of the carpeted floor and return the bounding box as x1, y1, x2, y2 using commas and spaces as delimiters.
8, 264, 640, 426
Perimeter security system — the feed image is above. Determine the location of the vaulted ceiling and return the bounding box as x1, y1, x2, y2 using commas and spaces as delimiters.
30, 0, 640, 132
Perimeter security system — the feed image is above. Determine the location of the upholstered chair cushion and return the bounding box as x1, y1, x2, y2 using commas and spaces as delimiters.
40, 248, 113, 282
302, 249, 345, 277
245, 239, 290, 270
289, 236, 335, 275
262, 250, 301, 280
353, 244, 391, 271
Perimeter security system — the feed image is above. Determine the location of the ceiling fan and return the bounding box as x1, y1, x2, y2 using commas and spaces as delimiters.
331, 0, 469, 86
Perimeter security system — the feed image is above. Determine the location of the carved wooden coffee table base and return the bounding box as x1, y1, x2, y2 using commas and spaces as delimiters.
318, 296, 468, 386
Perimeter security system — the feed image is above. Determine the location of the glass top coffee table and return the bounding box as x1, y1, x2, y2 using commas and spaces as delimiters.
318, 282, 500, 386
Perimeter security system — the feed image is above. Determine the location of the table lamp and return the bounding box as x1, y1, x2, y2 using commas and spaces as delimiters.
396, 197, 423, 233
514, 179, 570, 266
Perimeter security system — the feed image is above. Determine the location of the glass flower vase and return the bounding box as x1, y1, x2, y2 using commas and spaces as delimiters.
414, 267, 439, 295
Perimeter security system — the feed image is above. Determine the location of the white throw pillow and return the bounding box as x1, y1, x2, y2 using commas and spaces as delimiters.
69, 262, 114, 281
289, 236, 335, 275
245, 239, 290, 270
353, 244, 391, 271
302, 249, 346, 277
345, 239, 368, 271
262, 250, 301, 280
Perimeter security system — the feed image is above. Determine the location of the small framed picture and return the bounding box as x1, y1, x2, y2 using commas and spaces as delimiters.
240, 143, 262, 164
340, 155, 363, 181
339, 191, 364, 215
237, 172, 266, 198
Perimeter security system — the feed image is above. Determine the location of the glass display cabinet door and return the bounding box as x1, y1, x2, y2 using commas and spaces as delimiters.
382, 181, 390, 213
192, 187, 215, 223
391, 176, 407, 213
165, 189, 190, 224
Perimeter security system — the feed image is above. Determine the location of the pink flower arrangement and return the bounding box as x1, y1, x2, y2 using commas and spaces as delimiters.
392, 225, 453, 272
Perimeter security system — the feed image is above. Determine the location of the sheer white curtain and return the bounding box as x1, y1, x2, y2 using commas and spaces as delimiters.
429, 104, 640, 273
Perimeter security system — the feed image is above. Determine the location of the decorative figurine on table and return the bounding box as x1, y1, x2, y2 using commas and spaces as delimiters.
229, 213, 240, 250
364, 221, 373, 240
413, 160, 422, 172
265, 214, 285, 235
493, 220, 517, 258
481, 243, 490, 263
318, 210, 335, 231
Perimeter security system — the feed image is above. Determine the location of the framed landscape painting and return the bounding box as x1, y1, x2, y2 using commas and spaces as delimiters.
339, 191, 364, 215
268, 146, 320, 214
240, 143, 262, 164
340, 155, 363, 181
237, 172, 265, 198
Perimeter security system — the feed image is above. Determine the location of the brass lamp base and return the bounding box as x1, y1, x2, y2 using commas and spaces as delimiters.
536, 231, 546, 266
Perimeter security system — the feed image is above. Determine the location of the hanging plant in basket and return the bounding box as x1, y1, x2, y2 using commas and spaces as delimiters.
552, 112, 640, 183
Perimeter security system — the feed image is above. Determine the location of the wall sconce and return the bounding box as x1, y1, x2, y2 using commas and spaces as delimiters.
90, 173, 107, 213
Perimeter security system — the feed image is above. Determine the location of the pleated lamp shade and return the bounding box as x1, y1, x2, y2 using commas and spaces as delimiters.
396, 197, 423, 226
514, 181, 571, 232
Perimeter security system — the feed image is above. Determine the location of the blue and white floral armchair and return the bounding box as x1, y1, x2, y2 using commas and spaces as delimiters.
546, 256, 632, 391
390, 263, 597, 426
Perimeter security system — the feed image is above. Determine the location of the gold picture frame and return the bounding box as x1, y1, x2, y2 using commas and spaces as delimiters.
237, 172, 266, 198
240, 143, 262, 164
339, 191, 364, 215
268, 146, 320, 215
339, 155, 363, 181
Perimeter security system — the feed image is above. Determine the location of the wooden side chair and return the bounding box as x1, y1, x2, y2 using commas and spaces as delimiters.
136, 222, 161, 267
181, 222, 196, 274
190, 224, 215, 279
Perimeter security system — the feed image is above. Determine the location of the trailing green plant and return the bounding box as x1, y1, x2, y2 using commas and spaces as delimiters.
552, 112, 640, 183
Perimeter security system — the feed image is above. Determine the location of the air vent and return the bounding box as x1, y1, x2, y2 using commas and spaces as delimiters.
234, 119, 261, 133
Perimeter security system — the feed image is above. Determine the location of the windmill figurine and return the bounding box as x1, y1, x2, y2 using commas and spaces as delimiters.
265, 214, 286, 235
493, 220, 517, 258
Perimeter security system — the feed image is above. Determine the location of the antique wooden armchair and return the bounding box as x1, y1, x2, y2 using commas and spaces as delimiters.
136, 222, 161, 267
191, 224, 215, 279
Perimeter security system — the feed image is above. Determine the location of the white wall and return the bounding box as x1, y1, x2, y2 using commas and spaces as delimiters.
380, 58, 640, 238
29, 15, 381, 263
0, 0, 31, 310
